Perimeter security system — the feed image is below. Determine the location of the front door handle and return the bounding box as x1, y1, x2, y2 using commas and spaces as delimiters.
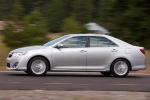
111, 49, 118, 52
80, 50, 86, 53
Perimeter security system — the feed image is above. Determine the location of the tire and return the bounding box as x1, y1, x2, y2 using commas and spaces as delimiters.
100, 72, 111, 77
27, 57, 49, 76
111, 59, 130, 77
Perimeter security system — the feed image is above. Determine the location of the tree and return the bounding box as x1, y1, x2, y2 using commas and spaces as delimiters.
2, 0, 150, 48
43, 0, 66, 32
61, 16, 80, 34
72, 0, 94, 24
0, 0, 14, 20
111, 0, 150, 48
11, 0, 24, 22
3, 9, 49, 49
21, 0, 48, 15
61, 0, 73, 16
97, 0, 116, 29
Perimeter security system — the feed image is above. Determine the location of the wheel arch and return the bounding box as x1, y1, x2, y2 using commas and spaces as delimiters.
27, 55, 51, 71
110, 57, 132, 71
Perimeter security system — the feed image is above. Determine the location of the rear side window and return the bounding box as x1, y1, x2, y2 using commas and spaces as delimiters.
90, 36, 118, 47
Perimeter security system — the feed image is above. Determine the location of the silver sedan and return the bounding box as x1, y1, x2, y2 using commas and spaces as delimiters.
6, 34, 146, 77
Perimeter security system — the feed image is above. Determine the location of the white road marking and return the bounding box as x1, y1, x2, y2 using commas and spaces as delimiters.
112, 84, 137, 86
1, 81, 21, 83
44, 83, 73, 85
11, 82, 21, 84
44, 83, 91, 86
33, 90, 44, 92
111, 84, 150, 86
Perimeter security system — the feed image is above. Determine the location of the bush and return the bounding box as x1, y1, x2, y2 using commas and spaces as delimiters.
61, 16, 80, 34
3, 9, 49, 49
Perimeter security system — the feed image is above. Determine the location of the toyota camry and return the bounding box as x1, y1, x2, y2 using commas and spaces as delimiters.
6, 34, 146, 77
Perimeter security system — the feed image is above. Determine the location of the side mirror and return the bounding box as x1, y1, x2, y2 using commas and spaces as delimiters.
55, 44, 64, 49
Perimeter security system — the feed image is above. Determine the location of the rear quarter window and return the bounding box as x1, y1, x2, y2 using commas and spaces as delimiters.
90, 36, 118, 47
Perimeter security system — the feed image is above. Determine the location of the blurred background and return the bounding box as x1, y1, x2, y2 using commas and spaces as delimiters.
0, 0, 149, 72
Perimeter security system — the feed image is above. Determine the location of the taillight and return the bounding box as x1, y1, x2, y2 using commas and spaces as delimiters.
140, 48, 145, 54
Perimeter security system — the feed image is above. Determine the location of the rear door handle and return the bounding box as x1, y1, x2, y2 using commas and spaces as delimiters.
111, 49, 118, 52
80, 50, 86, 53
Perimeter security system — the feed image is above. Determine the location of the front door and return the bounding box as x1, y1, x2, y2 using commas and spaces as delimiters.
51, 36, 87, 70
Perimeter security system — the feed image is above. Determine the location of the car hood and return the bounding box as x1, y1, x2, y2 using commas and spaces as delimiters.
11, 46, 47, 53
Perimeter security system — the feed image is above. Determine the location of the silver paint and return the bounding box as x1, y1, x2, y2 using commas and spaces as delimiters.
6, 34, 146, 75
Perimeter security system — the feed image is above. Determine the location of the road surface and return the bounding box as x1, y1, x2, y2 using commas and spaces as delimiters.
0, 72, 150, 92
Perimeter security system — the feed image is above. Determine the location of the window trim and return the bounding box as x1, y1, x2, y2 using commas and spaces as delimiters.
88, 36, 119, 47
56, 36, 89, 48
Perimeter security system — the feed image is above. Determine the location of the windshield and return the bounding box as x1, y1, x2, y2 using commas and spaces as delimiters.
43, 35, 70, 46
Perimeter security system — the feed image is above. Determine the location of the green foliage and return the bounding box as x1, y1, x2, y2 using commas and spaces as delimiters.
11, 0, 24, 21
61, 16, 89, 34
43, 0, 66, 32
0, 0, 14, 20
20, 0, 47, 15
1, 0, 150, 48
111, 0, 150, 48
79, 25, 89, 33
62, 16, 80, 34
3, 9, 49, 49
72, 0, 94, 24
97, 0, 116, 29
23, 8, 47, 28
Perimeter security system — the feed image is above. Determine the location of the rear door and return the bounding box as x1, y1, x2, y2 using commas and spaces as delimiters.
87, 36, 119, 70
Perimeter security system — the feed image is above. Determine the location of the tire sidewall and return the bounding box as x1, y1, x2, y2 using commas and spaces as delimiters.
27, 57, 49, 76
111, 59, 130, 77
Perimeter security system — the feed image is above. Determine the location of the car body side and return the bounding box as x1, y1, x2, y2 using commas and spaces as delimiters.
6, 34, 146, 72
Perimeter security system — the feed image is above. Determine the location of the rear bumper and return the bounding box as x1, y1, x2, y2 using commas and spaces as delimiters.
130, 54, 146, 71
131, 65, 146, 71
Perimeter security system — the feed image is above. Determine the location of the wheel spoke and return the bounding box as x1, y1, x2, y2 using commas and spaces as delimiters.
114, 61, 128, 76
31, 59, 46, 75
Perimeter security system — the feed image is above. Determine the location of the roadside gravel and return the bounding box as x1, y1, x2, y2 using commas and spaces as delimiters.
0, 90, 150, 100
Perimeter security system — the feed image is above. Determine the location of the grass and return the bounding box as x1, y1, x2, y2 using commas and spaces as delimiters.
0, 35, 10, 67
0, 34, 149, 73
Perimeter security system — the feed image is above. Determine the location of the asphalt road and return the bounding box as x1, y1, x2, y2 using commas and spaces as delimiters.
0, 71, 150, 92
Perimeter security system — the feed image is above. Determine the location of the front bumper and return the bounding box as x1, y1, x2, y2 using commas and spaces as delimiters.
6, 56, 28, 71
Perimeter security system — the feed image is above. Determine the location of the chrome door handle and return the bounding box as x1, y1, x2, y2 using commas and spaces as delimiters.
111, 49, 118, 52
80, 50, 86, 53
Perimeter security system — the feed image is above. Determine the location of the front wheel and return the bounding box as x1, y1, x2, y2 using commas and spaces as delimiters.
111, 59, 130, 77
27, 57, 49, 76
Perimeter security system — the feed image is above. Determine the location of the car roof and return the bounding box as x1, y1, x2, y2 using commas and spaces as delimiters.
69, 34, 105, 36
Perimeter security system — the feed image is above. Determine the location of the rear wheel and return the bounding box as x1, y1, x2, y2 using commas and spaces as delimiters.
100, 72, 111, 77
111, 59, 130, 77
27, 57, 49, 76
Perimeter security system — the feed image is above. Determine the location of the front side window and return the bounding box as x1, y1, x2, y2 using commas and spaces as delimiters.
90, 36, 118, 47
61, 36, 87, 48
43, 35, 70, 46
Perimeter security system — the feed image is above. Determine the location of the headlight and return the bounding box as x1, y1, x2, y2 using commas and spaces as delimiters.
12, 52, 28, 57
